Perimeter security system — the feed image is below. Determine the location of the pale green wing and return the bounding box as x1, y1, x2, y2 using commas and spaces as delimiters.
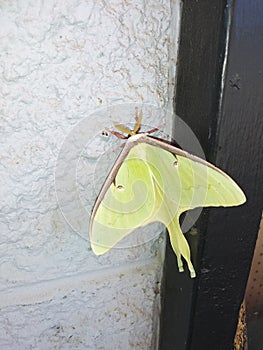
90, 143, 162, 255
90, 137, 246, 277
139, 143, 245, 277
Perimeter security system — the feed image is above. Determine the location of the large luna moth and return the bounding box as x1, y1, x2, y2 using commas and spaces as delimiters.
89, 110, 246, 278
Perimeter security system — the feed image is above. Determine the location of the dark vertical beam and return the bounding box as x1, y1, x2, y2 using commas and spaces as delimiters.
159, 1, 228, 349
160, 0, 263, 349
189, 1, 263, 349
175, 0, 228, 156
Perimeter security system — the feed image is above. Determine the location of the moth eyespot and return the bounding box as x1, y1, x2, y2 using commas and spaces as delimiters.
101, 130, 109, 137
116, 184, 125, 191
173, 159, 178, 167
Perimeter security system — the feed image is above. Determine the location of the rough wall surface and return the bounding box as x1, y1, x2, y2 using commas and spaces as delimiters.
0, 1, 180, 349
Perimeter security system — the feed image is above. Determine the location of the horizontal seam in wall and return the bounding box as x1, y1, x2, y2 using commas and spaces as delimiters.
0, 257, 160, 308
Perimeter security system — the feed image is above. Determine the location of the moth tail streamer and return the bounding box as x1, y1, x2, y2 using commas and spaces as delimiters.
167, 216, 196, 278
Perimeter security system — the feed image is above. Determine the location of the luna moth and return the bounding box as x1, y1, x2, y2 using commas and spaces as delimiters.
89, 110, 246, 278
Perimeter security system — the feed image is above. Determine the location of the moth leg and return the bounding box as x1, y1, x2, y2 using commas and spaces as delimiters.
105, 128, 128, 139
146, 127, 160, 135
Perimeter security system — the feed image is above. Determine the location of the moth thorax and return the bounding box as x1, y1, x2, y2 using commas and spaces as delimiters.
127, 133, 146, 143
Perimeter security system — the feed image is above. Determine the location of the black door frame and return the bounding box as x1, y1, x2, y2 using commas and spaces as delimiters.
159, 1, 263, 349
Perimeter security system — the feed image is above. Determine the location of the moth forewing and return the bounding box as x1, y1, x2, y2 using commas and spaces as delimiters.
89, 129, 246, 278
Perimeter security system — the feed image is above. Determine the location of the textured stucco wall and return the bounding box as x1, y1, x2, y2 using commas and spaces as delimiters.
0, 1, 181, 349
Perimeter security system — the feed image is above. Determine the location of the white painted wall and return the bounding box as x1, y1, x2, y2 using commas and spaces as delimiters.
0, 1, 181, 349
